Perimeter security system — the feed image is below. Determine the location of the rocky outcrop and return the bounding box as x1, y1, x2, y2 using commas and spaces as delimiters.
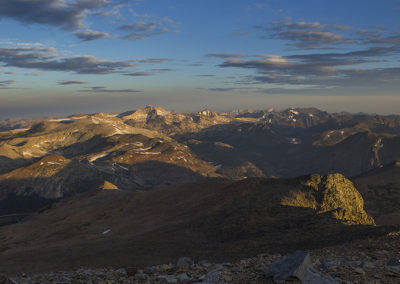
100, 181, 118, 190
281, 173, 375, 225
120, 105, 171, 121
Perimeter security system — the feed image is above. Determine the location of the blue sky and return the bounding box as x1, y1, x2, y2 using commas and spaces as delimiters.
1, 0, 400, 118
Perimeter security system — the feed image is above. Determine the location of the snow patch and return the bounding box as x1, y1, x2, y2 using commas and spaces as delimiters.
118, 164, 129, 171
135, 151, 161, 155
88, 152, 110, 162
177, 156, 187, 162
102, 229, 111, 235
22, 151, 34, 157
288, 138, 301, 145
48, 118, 74, 123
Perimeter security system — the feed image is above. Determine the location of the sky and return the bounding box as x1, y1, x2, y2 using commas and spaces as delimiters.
1, 0, 400, 119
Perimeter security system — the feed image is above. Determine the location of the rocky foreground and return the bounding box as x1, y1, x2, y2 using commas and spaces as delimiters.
3, 235, 400, 284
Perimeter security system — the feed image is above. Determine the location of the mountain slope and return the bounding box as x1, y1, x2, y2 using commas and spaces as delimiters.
0, 174, 382, 274
352, 161, 400, 225
0, 112, 220, 214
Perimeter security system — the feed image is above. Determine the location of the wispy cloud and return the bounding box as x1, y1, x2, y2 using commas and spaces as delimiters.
359, 29, 400, 45
207, 53, 247, 59
207, 19, 400, 92
152, 68, 174, 72
79, 86, 142, 93
0, 0, 108, 30
0, 80, 15, 88
123, 72, 152, 76
256, 19, 351, 48
0, 46, 135, 74
118, 18, 179, 40
131, 58, 172, 63
58, 80, 88, 85
215, 43, 400, 90
207, 87, 237, 92
195, 74, 216, 77
75, 30, 110, 41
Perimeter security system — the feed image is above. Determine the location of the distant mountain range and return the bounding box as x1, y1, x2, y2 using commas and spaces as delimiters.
1, 106, 400, 215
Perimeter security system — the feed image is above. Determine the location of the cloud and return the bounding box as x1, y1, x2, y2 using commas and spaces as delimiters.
118, 18, 179, 40
214, 20, 400, 91
359, 30, 400, 45
214, 42, 400, 90
131, 58, 172, 63
91, 2, 125, 18
123, 72, 152, 76
185, 62, 204, 66
75, 30, 110, 41
151, 68, 173, 72
58, 80, 87, 85
123, 68, 174, 76
0, 80, 15, 87
207, 87, 237, 92
196, 74, 216, 77
199, 86, 264, 92
275, 30, 345, 48
257, 19, 351, 48
330, 24, 353, 31
0, 46, 135, 74
219, 55, 346, 77
24, 72, 44, 76
0, 0, 108, 30
79, 86, 142, 93
207, 53, 247, 59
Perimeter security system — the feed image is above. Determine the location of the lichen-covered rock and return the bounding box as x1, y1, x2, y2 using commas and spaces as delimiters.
316, 174, 375, 225
282, 173, 375, 225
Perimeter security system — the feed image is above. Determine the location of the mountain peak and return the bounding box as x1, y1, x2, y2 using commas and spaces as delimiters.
121, 106, 170, 121
198, 108, 217, 117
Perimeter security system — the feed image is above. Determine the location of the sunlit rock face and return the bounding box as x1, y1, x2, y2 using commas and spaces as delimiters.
282, 173, 375, 225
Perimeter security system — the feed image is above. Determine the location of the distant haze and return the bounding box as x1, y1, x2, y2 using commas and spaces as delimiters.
1, 93, 400, 120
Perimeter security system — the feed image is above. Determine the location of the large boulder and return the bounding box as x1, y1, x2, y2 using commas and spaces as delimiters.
265, 251, 338, 284
282, 173, 375, 225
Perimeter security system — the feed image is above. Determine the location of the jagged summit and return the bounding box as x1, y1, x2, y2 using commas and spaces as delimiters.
198, 108, 217, 117
120, 105, 170, 121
